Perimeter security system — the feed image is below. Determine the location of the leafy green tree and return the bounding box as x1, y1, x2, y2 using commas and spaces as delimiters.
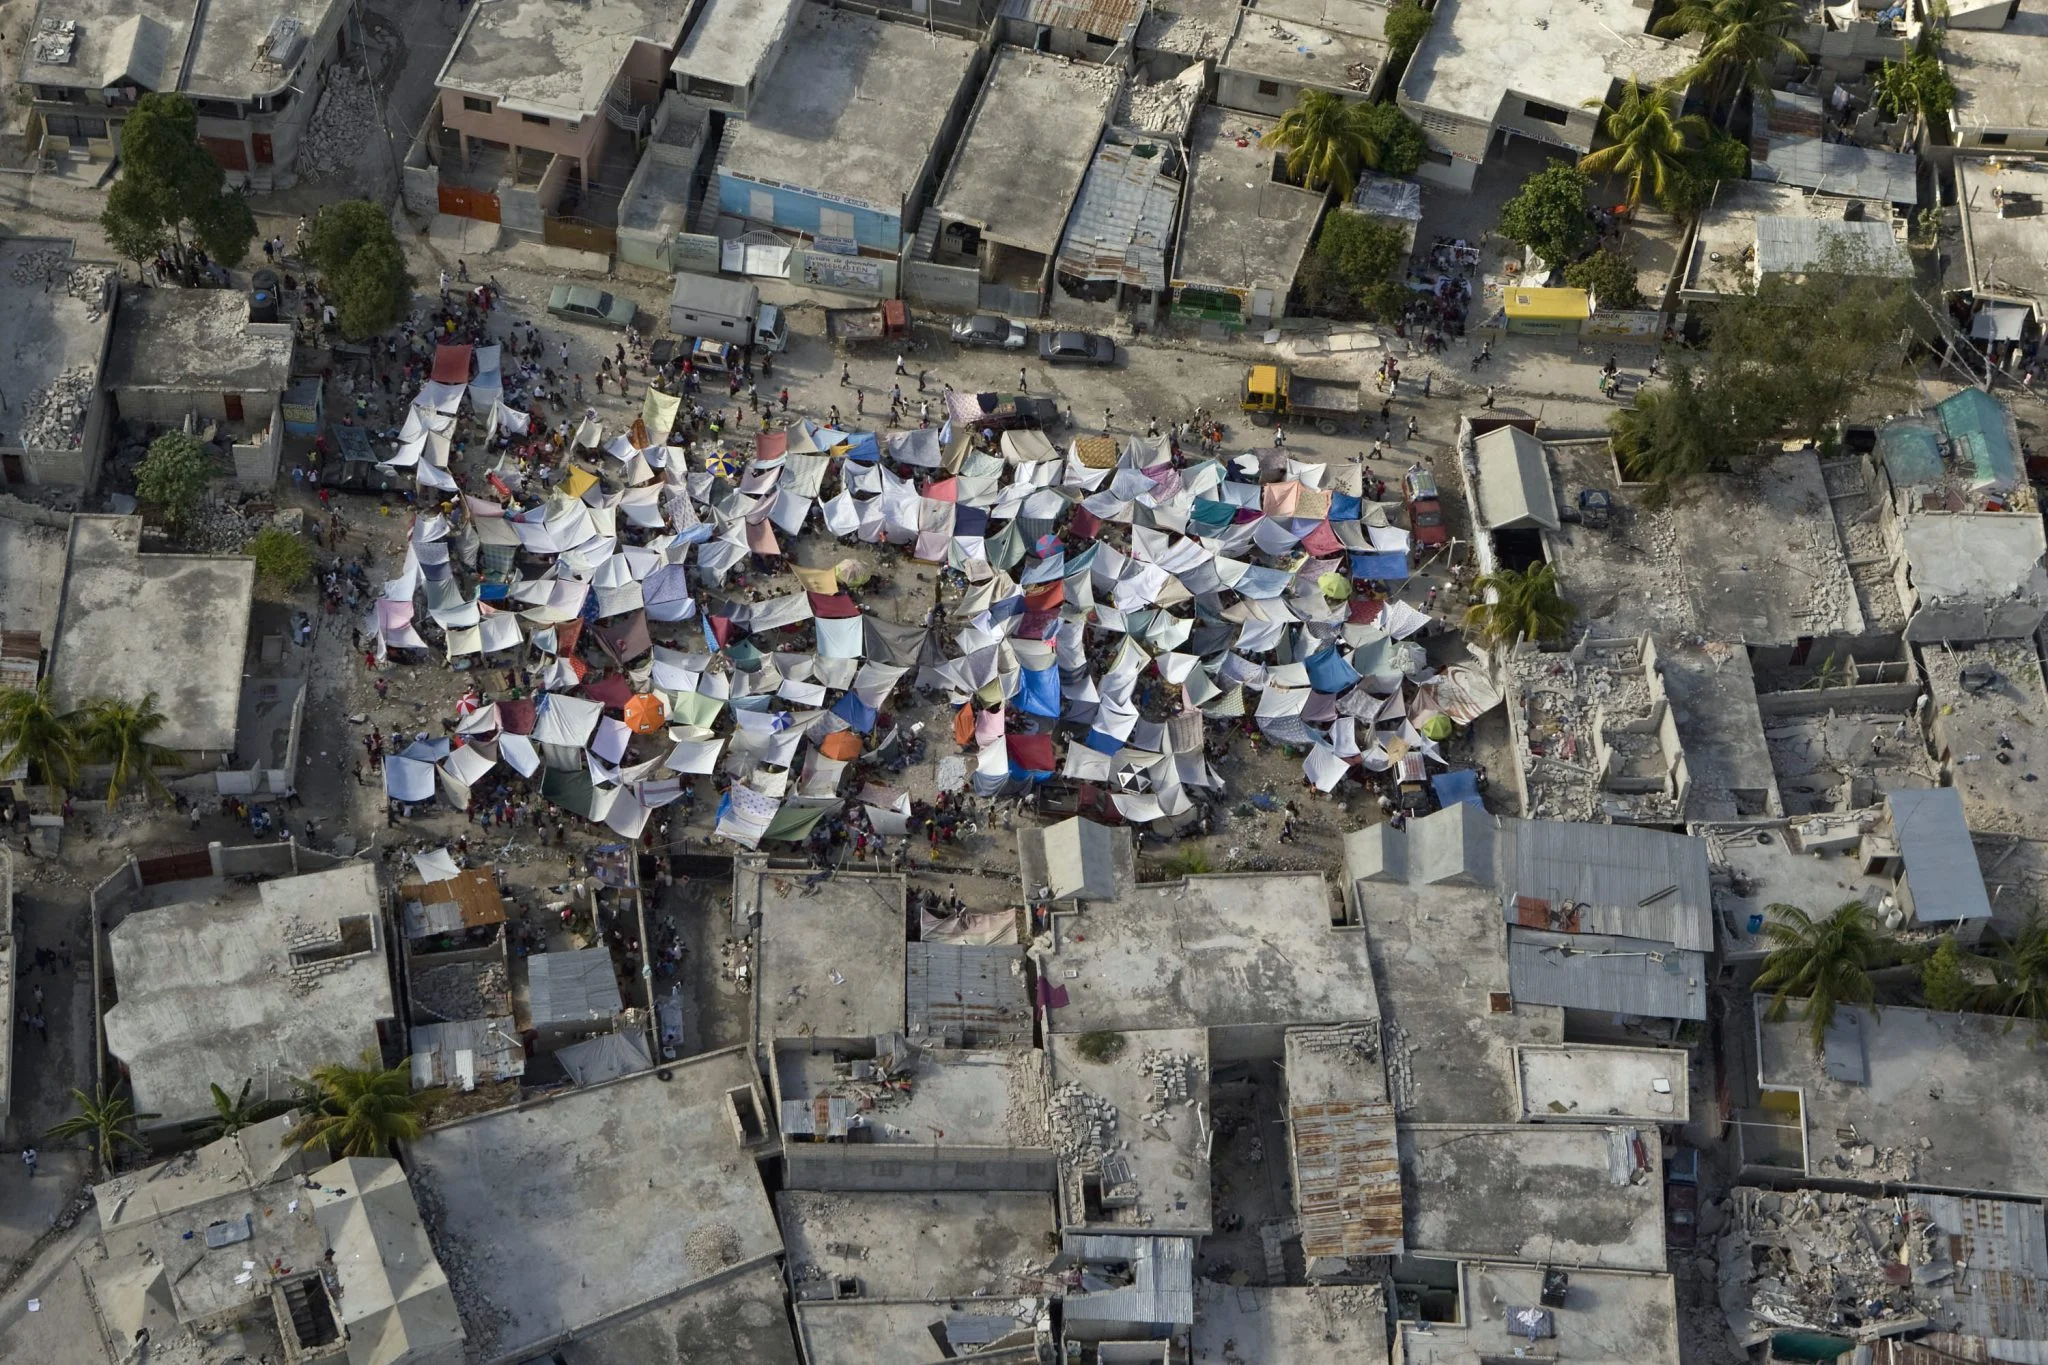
1873, 43, 1958, 136
135, 429, 216, 531
1263, 89, 1406, 199
1498, 160, 1597, 267
1663, 128, 1752, 217
1296, 213, 1410, 320
99, 93, 255, 268
307, 199, 393, 278
284, 1052, 439, 1158
333, 241, 413, 342
1992, 912, 2048, 1033
1656, 0, 1807, 120
1920, 935, 1975, 1012
47, 1082, 159, 1171
1350, 101, 1430, 178
1579, 81, 1710, 209
1564, 247, 1644, 309
194, 1079, 295, 1142
246, 525, 314, 591
1383, 0, 1436, 81
1754, 899, 1881, 1051
73, 693, 178, 803
0, 680, 80, 794
1609, 369, 1747, 495
1462, 563, 1576, 649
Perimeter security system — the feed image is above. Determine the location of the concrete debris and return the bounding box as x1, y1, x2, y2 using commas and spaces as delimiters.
412, 959, 512, 1020
1506, 635, 1682, 823
1047, 1081, 1120, 1168
9, 247, 111, 321
18, 366, 98, 452
1118, 65, 1205, 136
297, 65, 380, 181
1144, 10, 1226, 56
684, 1221, 742, 1274
1138, 1049, 1196, 1112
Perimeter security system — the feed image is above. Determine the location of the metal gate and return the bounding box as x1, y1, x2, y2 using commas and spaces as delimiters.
437, 184, 501, 223
137, 849, 214, 885
543, 215, 618, 256
201, 136, 249, 172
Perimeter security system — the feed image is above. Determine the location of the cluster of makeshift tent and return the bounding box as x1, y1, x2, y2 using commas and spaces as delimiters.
369, 398, 1503, 845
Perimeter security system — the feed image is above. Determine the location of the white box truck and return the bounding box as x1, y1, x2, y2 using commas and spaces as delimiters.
667, 276, 788, 352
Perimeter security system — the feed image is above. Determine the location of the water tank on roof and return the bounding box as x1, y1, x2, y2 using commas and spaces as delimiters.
251, 268, 280, 323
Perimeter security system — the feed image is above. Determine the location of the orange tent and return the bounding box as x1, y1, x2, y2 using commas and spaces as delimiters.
624, 693, 668, 734
953, 702, 976, 747
818, 730, 864, 761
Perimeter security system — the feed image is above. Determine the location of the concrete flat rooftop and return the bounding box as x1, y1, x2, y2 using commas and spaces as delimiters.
1401, 0, 1688, 126
1959, 158, 2048, 306
103, 288, 294, 394
438, 0, 688, 118
933, 48, 1116, 256
554, 1261, 801, 1364
1922, 640, 2048, 838
1705, 822, 1900, 959
1223, 8, 1388, 94
1944, 4, 2048, 139
744, 864, 906, 1044
1175, 107, 1324, 295
1659, 643, 1778, 823
1514, 1044, 1689, 1123
408, 1052, 781, 1361
1755, 999, 2048, 1197
1193, 1281, 1391, 1364
1683, 181, 1848, 296
0, 239, 112, 456
48, 515, 255, 754
0, 514, 68, 645
1049, 1027, 1212, 1235
774, 1041, 1047, 1147
104, 864, 392, 1125
1354, 876, 1561, 1124
1400, 1123, 1667, 1270
1040, 871, 1376, 1034
1398, 1263, 1680, 1365
721, 7, 979, 213
779, 1189, 1056, 1301
181, 0, 351, 101
795, 1298, 1043, 1365
670, 0, 800, 86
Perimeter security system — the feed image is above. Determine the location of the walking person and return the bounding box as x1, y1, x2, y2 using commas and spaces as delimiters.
841, 363, 852, 386
1483, 385, 1496, 410
895, 354, 908, 376
21, 1148, 35, 1179
1018, 366, 1028, 393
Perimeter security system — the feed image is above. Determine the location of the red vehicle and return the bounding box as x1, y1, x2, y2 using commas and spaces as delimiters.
1404, 467, 1448, 547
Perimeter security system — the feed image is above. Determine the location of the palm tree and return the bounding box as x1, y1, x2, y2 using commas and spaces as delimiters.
0, 680, 80, 795
1609, 375, 1737, 493
1992, 912, 2048, 1034
193, 1078, 295, 1141
1655, 0, 1807, 119
1871, 42, 1958, 142
73, 692, 178, 804
1580, 81, 1710, 209
1754, 899, 1881, 1050
284, 1052, 438, 1158
47, 1082, 159, 1171
1263, 90, 1381, 200
1462, 563, 1576, 650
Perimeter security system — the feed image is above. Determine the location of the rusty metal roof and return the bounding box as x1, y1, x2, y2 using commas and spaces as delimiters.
1290, 1099, 1403, 1258
400, 868, 508, 938
998, 0, 1142, 37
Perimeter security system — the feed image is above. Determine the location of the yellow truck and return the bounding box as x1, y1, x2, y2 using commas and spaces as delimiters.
1239, 364, 1362, 435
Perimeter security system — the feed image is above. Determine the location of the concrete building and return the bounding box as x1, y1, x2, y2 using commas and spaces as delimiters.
1498, 635, 1694, 825
47, 514, 256, 764
1171, 106, 1325, 327
1921, 640, 2048, 839
102, 863, 395, 1127
0, 239, 117, 490
1677, 180, 1866, 301
1193, 1281, 1392, 1364
102, 287, 296, 488
425, 0, 686, 239
1890, 511, 2048, 645
668, 0, 803, 119
1217, 0, 1390, 117
1747, 996, 2048, 1195
0, 851, 12, 1136
407, 1053, 782, 1364
16, 0, 358, 185
1048, 1027, 1212, 1235
1956, 156, 2048, 321
1394, 1263, 1680, 1365
1512, 1043, 1690, 1124
1944, 2, 2048, 153
794, 1297, 1047, 1365
925, 47, 1117, 317
742, 862, 906, 1053
1396, 0, 1689, 191
779, 1188, 1056, 1301
712, 8, 980, 274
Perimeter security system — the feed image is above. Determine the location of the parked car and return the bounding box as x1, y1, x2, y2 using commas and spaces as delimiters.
952, 314, 1029, 350
1403, 467, 1448, 547
548, 285, 637, 330
1037, 330, 1117, 366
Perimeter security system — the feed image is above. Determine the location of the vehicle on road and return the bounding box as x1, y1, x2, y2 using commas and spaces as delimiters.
1037, 330, 1117, 366
1404, 466, 1448, 547
549, 285, 637, 330
827, 300, 913, 346
1239, 364, 1361, 435
952, 314, 1030, 350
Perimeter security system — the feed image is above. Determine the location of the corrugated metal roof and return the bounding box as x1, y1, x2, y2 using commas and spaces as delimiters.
526, 947, 624, 1027
1502, 820, 1714, 952
1887, 788, 1995, 922
1757, 135, 1919, 206
1056, 141, 1181, 292
1351, 174, 1422, 222
555, 1028, 652, 1086
1907, 1194, 2048, 1342
1507, 930, 1709, 1020
400, 868, 508, 938
1473, 426, 1560, 531
410, 1016, 526, 1087
1753, 215, 1912, 278
907, 942, 1033, 1045
1062, 1235, 1195, 1327
999, 0, 1142, 37
1290, 1099, 1403, 1258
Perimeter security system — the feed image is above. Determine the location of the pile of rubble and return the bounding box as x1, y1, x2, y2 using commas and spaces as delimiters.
1119, 65, 1205, 136
1047, 1081, 1120, 1167
297, 64, 380, 181
411, 959, 510, 1020
188, 494, 271, 553
17, 366, 96, 451
684, 1221, 743, 1275
1139, 9, 1226, 56
1139, 1049, 1196, 1113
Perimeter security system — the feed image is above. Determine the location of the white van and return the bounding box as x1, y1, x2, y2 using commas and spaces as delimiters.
754, 304, 788, 354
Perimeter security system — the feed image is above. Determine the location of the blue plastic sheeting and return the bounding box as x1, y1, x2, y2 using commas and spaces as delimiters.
1432, 769, 1483, 807
1084, 727, 1124, 754
1328, 492, 1362, 522
1305, 646, 1361, 694
1351, 551, 1408, 580
954, 505, 989, 537
841, 432, 881, 462
1016, 666, 1062, 718
1020, 552, 1066, 585
831, 693, 878, 733
988, 593, 1025, 623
